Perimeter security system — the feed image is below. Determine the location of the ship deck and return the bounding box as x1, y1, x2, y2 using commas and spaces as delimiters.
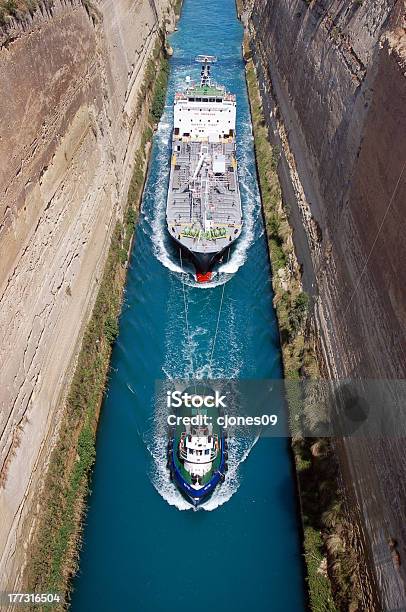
166, 139, 242, 255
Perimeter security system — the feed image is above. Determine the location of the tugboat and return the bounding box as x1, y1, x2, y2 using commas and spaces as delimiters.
166, 55, 243, 283
167, 386, 228, 506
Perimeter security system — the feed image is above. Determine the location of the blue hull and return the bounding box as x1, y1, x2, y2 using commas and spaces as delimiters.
168, 436, 227, 507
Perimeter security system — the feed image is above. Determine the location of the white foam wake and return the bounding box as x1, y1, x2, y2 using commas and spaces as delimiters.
145, 115, 184, 274
147, 427, 259, 512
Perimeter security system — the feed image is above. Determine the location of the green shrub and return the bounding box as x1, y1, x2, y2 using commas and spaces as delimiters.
150, 58, 169, 123
289, 292, 309, 332
5, 0, 17, 11
126, 206, 137, 230
104, 316, 119, 345
304, 526, 338, 612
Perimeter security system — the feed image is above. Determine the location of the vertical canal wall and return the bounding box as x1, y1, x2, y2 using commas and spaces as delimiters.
0, 0, 177, 598
241, 0, 406, 609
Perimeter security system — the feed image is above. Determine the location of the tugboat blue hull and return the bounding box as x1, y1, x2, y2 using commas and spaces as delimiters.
168, 439, 227, 507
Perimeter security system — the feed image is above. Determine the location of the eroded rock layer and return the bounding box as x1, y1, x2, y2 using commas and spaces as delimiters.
245, 0, 406, 608
0, 0, 173, 591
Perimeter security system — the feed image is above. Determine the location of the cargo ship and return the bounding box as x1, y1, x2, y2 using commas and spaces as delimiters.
167, 385, 228, 506
166, 55, 243, 282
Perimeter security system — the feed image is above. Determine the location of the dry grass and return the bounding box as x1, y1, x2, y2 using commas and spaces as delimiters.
245, 54, 308, 379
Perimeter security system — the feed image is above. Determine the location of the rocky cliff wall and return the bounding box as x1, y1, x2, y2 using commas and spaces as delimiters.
245, 0, 406, 608
0, 0, 174, 591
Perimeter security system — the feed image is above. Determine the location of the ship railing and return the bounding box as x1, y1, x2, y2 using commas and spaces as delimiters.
180, 432, 219, 442
180, 448, 218, 462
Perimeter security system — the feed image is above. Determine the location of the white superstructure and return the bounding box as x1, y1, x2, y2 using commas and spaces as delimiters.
180, 423, 219, 485
174, 92, 236, 141
173, 55, 236, 141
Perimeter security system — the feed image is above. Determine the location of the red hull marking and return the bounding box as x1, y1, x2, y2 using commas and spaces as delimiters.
196, 272, 212, 283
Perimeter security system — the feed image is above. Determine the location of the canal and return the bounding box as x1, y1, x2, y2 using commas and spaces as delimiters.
71, 0, 306, 610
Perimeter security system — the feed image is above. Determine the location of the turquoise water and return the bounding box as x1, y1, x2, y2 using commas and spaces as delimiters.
71, 1, 306, 610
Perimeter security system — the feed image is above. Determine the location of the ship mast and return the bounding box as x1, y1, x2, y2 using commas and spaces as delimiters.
195, 55, 217, 87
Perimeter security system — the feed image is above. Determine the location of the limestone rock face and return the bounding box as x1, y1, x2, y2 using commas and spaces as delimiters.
247, 0, 406, 608
0, 0, 173, 592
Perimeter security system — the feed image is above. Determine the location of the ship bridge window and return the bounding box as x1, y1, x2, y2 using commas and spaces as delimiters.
205, 449, 210, 455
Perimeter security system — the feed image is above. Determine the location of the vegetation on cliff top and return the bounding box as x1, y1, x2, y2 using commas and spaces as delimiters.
23, 37, 169, 608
